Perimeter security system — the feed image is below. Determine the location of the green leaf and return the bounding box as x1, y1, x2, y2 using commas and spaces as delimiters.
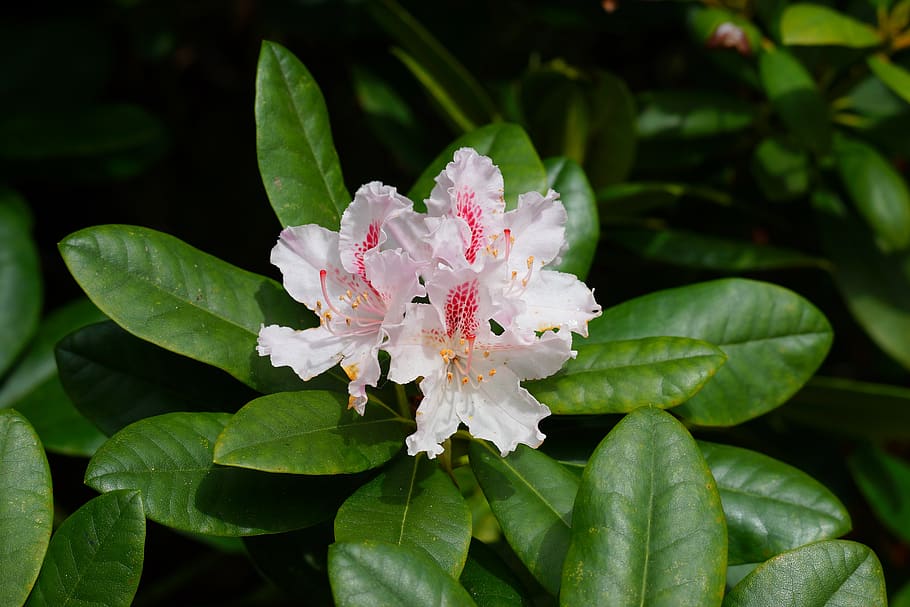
0, 410, 52, 607
0, 298, 107, 456
723, 540, 886, 607
543, 157, 598, 279
408, 123, 547, 210
255, 40, 349, 229
334, 454, 472, 577
893, 579, 910, 607
26, 490, 145, 607
783, 376, 910, 439
459, 540, 531, 607
781, 4, 882, 48
699, 441, 851, 565
688, 7, 764, 53
636, 90, 755, 139
834, 134, 910, 251
243, 524, 334, 601
848, 445, 910, 543
597, 182, 732, 216
815, 190, 910, 369
85, 412, 348, 536
525, 337, 727, 415
329, 541, 478, 607
608, 227, 827, 271
367, 0, 497, 133
561, 407, 726, 606
751, 136, 812, 202
589, 279, 833, 426
59, 224, 315, 393
469, 442, 578, 595
0, 188, 40, 377
759, 47, 832, 154
214, 391, 407, 475
56, 320, 255, 436
868, 54, 910, 105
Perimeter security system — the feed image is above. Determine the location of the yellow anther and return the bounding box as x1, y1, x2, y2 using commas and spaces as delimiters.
511, 270, 518, 279
447, 372, 454, 382
351, 301, 359, 309
345, 318, 351, 326
483, 351, 490, 358
477, 375, 484, 382
462, 377, 469, 385
527, 255, 534, 269
316, 301, 322, 310
324, 312, 333, 321
489, 368, 497, 376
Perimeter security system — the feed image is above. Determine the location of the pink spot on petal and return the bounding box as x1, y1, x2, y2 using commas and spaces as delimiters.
444, 280, 479, 339
352, 221, 381, 281
455, 186, 483, 264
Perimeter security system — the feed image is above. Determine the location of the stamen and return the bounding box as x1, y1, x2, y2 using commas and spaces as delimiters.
503, 228, 512, 262
489, 368, 497, 376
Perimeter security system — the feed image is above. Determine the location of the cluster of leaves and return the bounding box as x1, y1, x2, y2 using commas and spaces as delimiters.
2, 0, 910, 605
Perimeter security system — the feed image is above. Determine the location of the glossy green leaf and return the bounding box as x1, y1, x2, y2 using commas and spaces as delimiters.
255, 40, 349, 229
329, 541, 478, 607
609, 227, 827, 271
868, 54, 910, 105
699, 441, 851, 565
783, 376, 910, 439
391, 48, 479, 134
56, 320, 254, 436
751, 136, 812, 201
469, 442, 578, 595
636, 90, 755, 139
815, 190, 910, 369
834, 134, 910, 251
214, 391, 407, 475
334, 454, 471, 576
0, 298, 107, 456
0, 188, 40, 377
367, 0, 497, 133
597, 182, 732, 217
459, 540, 531, 607
781, 4, 882, 47
583, 70, 638, 187
408, 123, 547, 209
848, 445, 910, 543
526, 337, 726, 415
561, 407, 726, 606
85, 412, 347, 536
26, 490, 145, 607
0, 410, 52, 607
544, 157, 598, 279
59, 224, 314, 393
723, 540, 886, 607
760, 47, 831, 154
589, 279, 833, 426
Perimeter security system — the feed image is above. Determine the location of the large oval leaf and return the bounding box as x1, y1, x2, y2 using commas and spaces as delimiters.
0, 188, 40, 377
215, 391, 407, 474
59, 224, 317, 393
848, 445, 910, 543
561, 407, 727, 606
636, 90, 755, 140
85, 412, 348, 536
0, 410, 52, 607
588, 279, 832, 425
255, 40, 349, 229
700, 441, 851, 565
834, 134, 910, 251
544, 156, 598, 279
868, 54, 910, 105
0, 298, 107, 455
723, 540, 886, 607
56, 320, 254, 436
25, 490, 145, 607
759, 47, 831, 154
334, 454, 471, 576
470, 442, 578, 595
329, 541, 477, 607
408, 123, 547, 209
781, 4, 882, 48
525, 337, 726, 415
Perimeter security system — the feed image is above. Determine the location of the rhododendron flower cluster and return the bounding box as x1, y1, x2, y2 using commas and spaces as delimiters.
258, 148, 601, 458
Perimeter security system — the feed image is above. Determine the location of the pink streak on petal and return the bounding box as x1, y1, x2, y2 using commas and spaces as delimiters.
444, 279, 480, 339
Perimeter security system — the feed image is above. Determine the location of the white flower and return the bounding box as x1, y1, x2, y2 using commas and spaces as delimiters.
385, 264, 576, 458
257, 182, 424, 413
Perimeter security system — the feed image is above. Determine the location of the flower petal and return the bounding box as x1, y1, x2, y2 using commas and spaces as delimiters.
406, 373, 463, 459
488, 329, 575, 380
386, 303, 445, 385
270, 225, 340, 310
504, 189, 568, 269
512, 270, 602, 337
364, 248, 425, 323
339, 181, 413, 278
257, 324, 345, 380
456, 367, 550, 456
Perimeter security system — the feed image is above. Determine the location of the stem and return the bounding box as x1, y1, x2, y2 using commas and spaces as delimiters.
395, 382, 412, 419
